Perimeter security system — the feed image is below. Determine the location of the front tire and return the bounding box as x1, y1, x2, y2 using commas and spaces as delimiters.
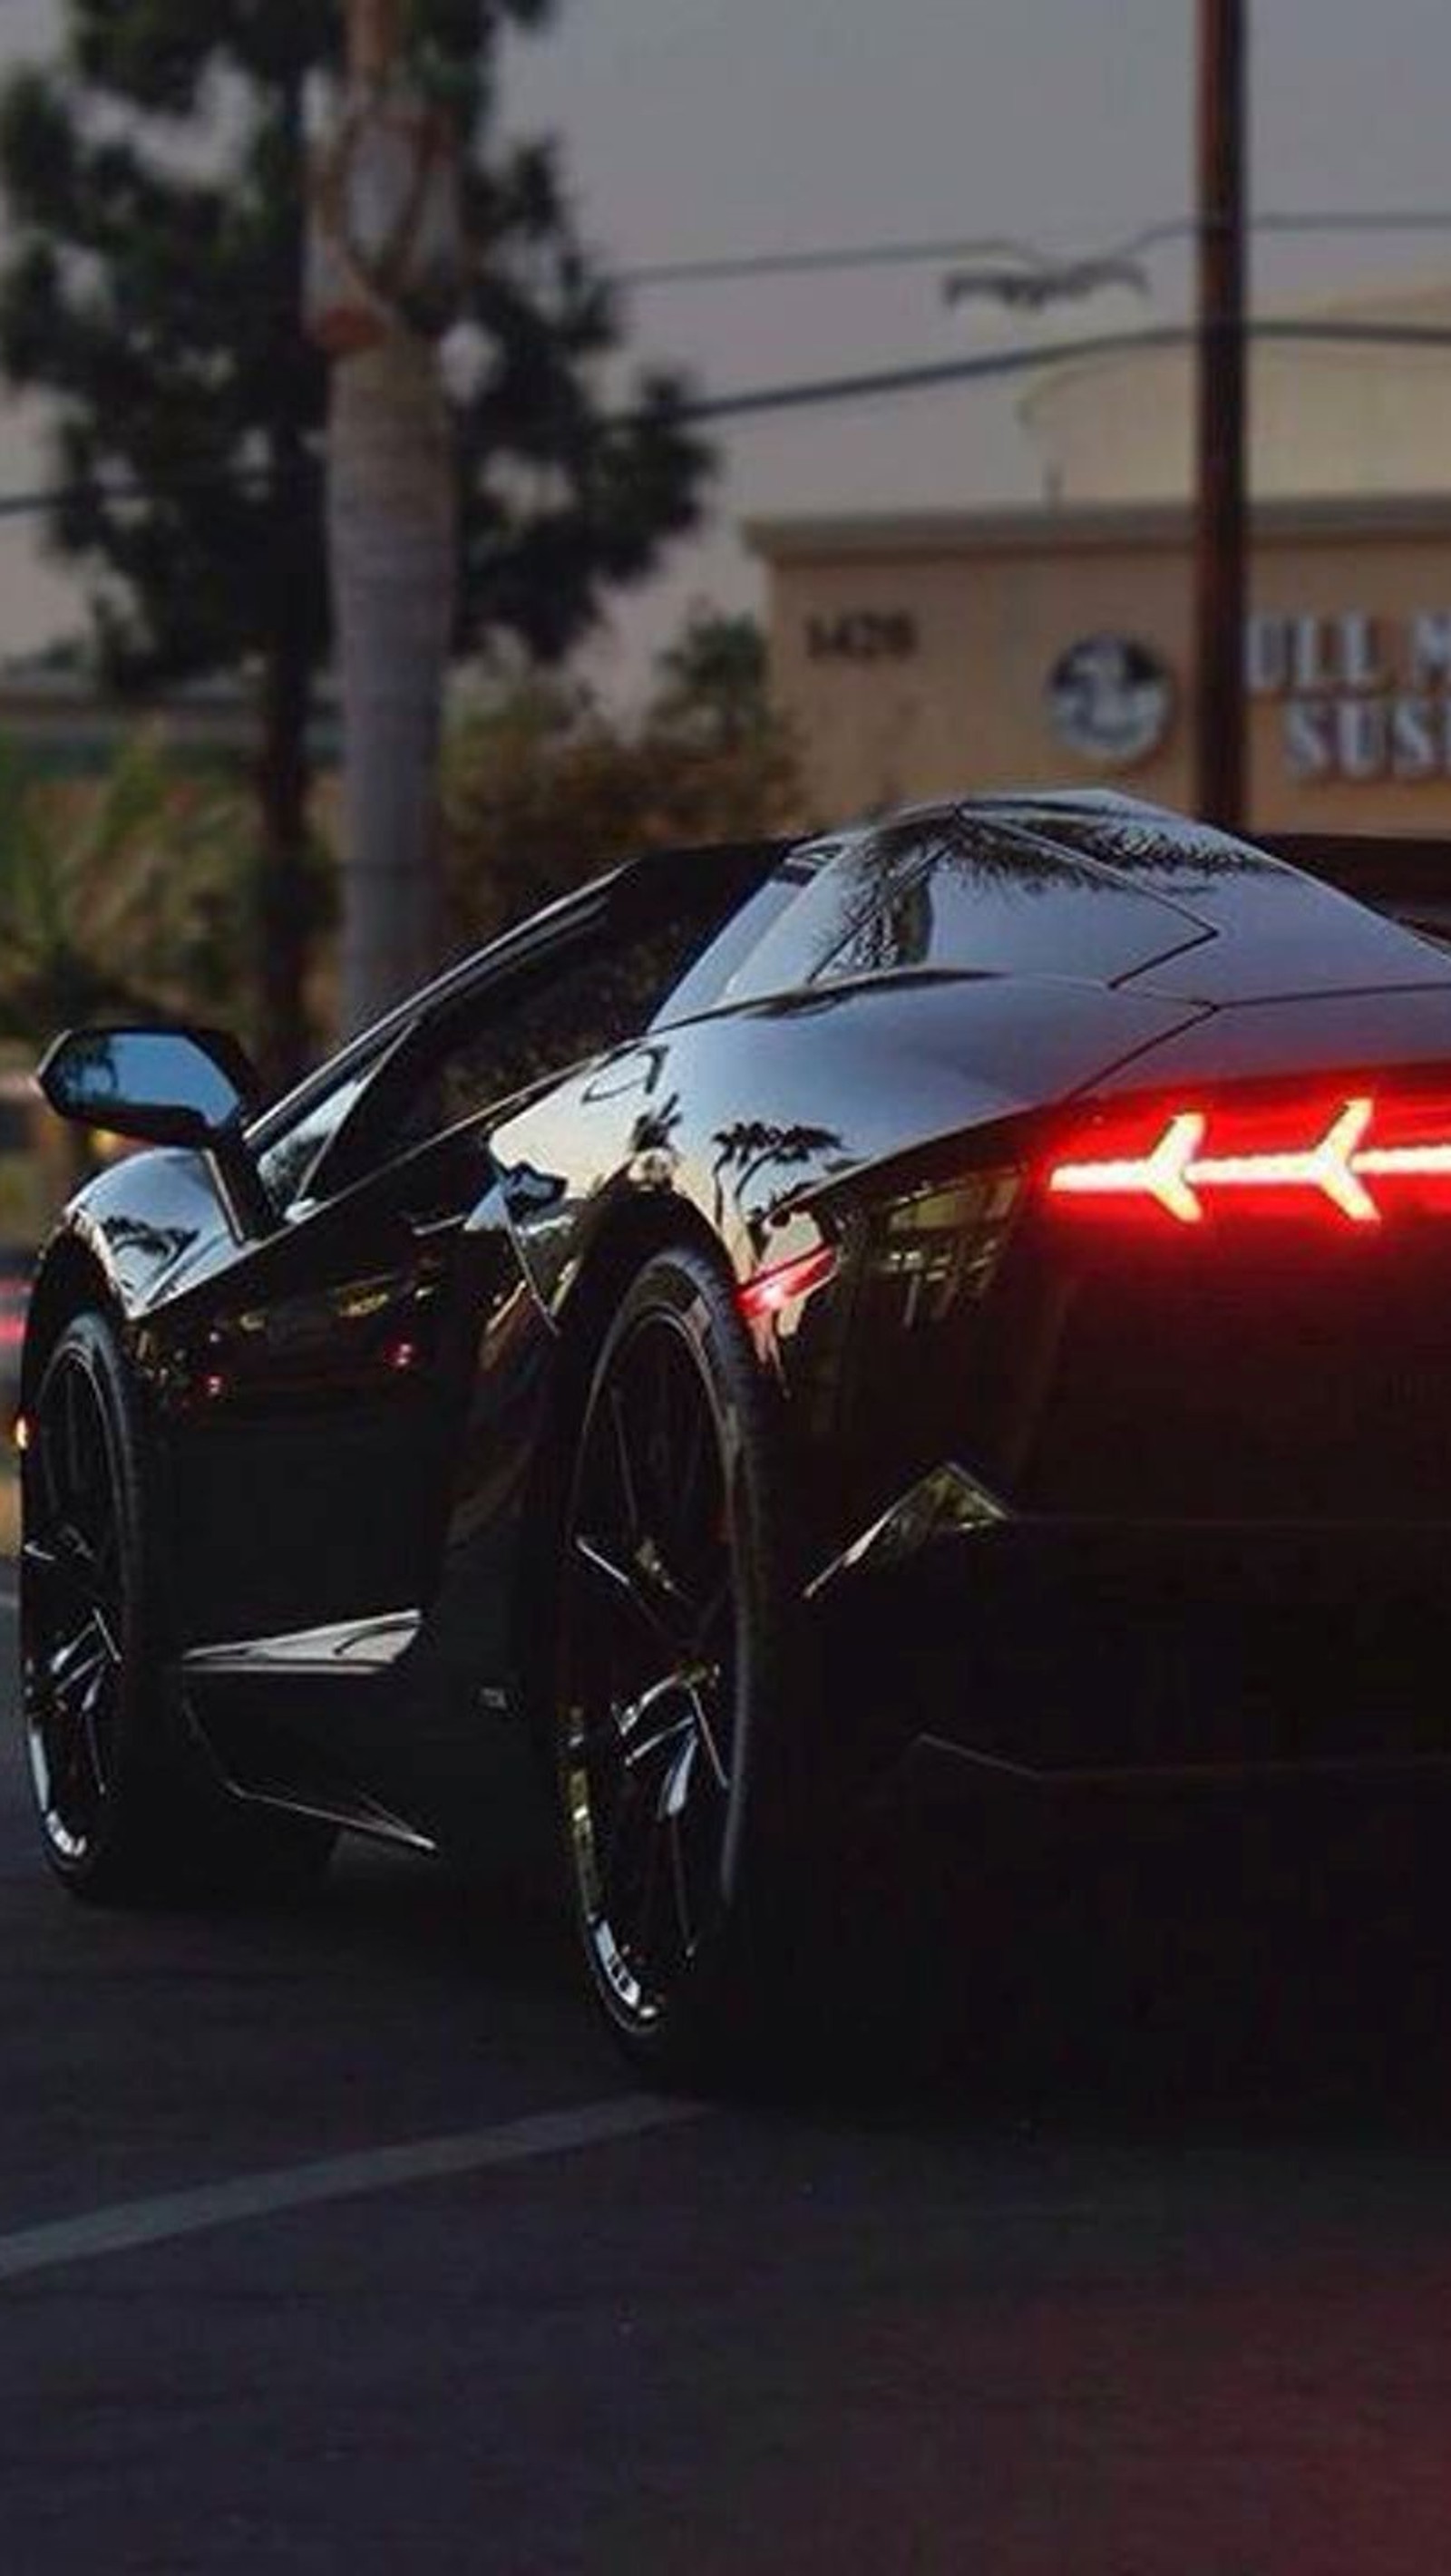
550, 1245, 805, 2082
22, 1308, 334, 1905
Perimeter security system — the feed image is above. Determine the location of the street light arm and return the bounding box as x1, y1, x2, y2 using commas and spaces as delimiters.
941, 253, 1149, 310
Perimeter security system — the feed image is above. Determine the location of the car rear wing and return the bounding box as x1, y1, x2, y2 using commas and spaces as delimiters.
1261, 833, 1451, 944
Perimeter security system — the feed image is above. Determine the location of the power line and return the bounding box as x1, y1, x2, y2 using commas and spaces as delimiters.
1120, 207, 1451, 259
619, 233, 1045, 289
672, 316, 1451, 424
1, 316, 1451, 528
619, 207, 1451, 291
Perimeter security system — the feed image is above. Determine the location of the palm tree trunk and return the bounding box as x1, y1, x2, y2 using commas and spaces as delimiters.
328, 328, 455, 1034
257, 495, 314, 1094
256, 63, 315, 1097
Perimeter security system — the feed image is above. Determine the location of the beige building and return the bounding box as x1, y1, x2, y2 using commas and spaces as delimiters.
750, 279, 1451, 835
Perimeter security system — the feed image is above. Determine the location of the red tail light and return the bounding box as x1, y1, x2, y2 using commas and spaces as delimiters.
737, 1242, 838, 1320
1046, 1094, 1451, 1227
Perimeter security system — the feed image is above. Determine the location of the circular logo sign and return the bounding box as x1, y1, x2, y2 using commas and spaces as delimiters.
1047, 636, 1173, 770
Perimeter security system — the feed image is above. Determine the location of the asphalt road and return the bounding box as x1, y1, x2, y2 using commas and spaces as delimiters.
6, 1578, 1451, 2572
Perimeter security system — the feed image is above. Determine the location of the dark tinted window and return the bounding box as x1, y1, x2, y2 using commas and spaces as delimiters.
662, 844, 837, 1019
258, 1060, 380, 1210
808, 815, 1203, 987
394, 926, 696, 1148
320, 860, 772, 1193
710, 839, 874, 1001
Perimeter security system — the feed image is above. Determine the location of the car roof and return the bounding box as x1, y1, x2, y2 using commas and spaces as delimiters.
248, 837, 790, 1145
796, 790, 1451, 1006
254, 794, 1451, 1151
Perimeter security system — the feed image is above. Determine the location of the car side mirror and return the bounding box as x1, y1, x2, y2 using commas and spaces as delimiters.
36, 1025, 272, 1240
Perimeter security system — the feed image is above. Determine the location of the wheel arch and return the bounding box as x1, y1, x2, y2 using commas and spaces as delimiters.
22, 1230, 121, 1411
553, 1186, 736, 1390
506, 1187, 745, 1714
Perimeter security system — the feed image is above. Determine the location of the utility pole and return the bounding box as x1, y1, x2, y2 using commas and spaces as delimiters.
310, 0, 465, 1034
1194, 0, 1249, 830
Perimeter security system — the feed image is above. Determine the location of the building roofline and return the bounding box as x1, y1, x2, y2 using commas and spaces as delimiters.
745, 491, 1451, 565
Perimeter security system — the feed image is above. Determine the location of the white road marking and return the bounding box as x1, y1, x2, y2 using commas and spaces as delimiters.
0, 2093, 706, 2287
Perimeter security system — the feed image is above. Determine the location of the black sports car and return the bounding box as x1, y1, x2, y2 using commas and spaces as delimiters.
22, 791, 1451, 2074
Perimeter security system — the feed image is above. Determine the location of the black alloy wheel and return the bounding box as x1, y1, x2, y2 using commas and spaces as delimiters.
554, 1247, 796, 2076
22, 1308, 335, 1903
23, 1318, 136, 1880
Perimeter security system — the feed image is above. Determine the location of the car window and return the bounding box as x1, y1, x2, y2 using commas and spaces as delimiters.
718, 837, 905, 1003
317, 888, 752, 1197
388, 935, 668, 1158
255, 1060, 380, 1213
662, 845, 835, 1021
810, 814, 1201, 988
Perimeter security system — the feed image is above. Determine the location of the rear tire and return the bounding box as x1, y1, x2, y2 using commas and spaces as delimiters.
21, 1308, 335, 1907
548, 1244, 808, 2085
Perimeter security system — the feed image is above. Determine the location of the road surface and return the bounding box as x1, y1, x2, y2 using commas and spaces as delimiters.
2, 1569, 1451, 2572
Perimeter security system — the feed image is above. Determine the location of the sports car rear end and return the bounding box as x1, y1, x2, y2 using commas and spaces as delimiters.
776, 810, 1451, 1794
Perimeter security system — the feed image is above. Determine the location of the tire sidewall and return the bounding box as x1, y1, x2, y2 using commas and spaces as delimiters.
550, 1243, 800, 2071
22, 1307, 167, 1889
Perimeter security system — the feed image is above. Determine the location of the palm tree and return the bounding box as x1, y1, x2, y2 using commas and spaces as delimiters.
312, 0, 463, 1035
328, 327, 456, 1031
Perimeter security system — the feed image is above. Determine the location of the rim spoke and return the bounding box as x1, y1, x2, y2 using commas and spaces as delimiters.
572, 1534, 676, 1652
639, 1546, 702, 1636
685, 1679, 732, 1793
659, 1726, 697, 1822
30, 1523, 119, 1626
624, 1701, 696, 1774
560, 1307, 741, 2026
91, 1602, 122, 1667
76, 1666, 111, 1803
607, 1387, 644, 1548
51, 1621, 107, 1695
24, 1351, 127, 1860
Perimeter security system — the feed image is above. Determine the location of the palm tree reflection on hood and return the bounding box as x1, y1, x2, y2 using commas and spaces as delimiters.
710, 1120, 846, 1238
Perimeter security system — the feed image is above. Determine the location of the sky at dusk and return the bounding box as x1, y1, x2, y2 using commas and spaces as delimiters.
4, 2, 1451, 691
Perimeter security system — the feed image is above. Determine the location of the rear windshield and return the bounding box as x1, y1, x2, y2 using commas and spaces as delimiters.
722, 816, 1206, 1000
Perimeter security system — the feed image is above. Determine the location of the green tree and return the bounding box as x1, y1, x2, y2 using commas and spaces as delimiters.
0, 730, 257, 1050
652, 606, 780, 753
443, 610, 803, 943
0, 1, 710, 1088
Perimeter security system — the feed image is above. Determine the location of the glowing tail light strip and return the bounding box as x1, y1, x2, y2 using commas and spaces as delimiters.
736, 1242, 838, 1319
1047, 1095, 1451, 1225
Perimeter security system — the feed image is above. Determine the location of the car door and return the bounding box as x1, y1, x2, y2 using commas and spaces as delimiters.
159, 876, 690, 1657
158, 1046, 517, 1659
158, 856, 782, 1823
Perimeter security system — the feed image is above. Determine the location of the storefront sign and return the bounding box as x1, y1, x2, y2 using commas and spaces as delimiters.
1046, 636, 1174, 770
1249, 610, 1451, 782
